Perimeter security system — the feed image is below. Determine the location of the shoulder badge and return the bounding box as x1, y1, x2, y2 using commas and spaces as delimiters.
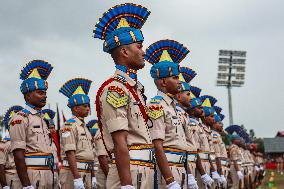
106, 85, 129, 108
65, 118, 75, 126
114, 74, 127, 83
61, 127, 71, 138
189, 118, 197, 126
147, 104, 164, 120
150, 96, 163, 104
10, 119, 22, 127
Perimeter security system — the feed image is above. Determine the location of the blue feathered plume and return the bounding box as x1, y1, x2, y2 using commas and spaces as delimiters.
180, 67, 197, 83
59, 78, 92, 98
20, 60, 53, 80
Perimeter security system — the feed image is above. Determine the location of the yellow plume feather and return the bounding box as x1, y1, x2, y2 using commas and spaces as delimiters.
159, 50, 173, 62
28, 69, 41, 79
202, 98, 212, 107
116, 18, 130, 29
73, 86, 85, 95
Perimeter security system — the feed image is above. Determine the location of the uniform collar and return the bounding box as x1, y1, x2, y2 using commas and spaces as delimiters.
115, 65, 137, 80
73, 116, 85, 126
24, 103, 41, 115
157, 90, 177, 106
114, 69, 137, 87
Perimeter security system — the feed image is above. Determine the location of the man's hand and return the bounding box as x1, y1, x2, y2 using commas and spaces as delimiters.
220, 175, 227, 186
73, 178, 85, 189
187, 174, 198, 189
201, 174, 213, 187
22, 186, 35, 189
2, 186, 10, 189
166, 181, 181, 189
237, 171, 244, 180
121, 185, 135, 189
92, 177, 97, 188
66, 150, 80, 179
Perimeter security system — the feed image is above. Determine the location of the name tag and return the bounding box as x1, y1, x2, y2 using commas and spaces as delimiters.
33, 125, 40, 128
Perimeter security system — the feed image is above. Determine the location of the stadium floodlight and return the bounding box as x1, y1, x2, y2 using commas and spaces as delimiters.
216, 50, 247, 125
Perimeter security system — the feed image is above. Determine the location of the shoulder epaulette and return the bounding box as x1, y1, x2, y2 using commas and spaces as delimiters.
65, 118, 76, 125
150, 96, 163, 104
189, 118, 197, 126
114, 74, 126, 83
21, 109, 31, 115
17, 111, 29, 118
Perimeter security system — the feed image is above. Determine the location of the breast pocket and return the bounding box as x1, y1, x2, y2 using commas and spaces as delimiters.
30, 125, 44, 143
171, 116, 182, 133
130, 101, 145, 128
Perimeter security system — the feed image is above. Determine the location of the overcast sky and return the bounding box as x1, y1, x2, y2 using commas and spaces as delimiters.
0, 0, 283, 138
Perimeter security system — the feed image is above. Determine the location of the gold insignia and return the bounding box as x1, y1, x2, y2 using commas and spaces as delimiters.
106, 87, 129, 108
147, 105, 164, 120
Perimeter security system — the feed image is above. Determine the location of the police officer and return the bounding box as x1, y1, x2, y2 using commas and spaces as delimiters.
199, 96, 222, 188
9, 60, 54, 189
42, 109, 60, 189
94, 3, 153, 189
228, 133, 244, 189
146, 39, 197, 189
185, 87, 214, 189
59, 78, 96, 189
87, 120, 109, 189
0, 106, 24, 189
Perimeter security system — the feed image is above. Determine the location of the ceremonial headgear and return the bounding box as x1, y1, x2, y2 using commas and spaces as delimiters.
179, 67, 196, 92
86, 119, 99, 136
145, 39, 189, 80
42, 109, 56, 126
190, 86, 202, 98
201, 95, 217, 116
59, 78, 92, 108
20, 60, 53, 94
93, 3, 151, 53
3, 105, 23, 130
219, 113, 225, 121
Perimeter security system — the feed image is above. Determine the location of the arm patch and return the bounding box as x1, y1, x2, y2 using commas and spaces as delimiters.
147, 105, 164, 120
106, 86, 129, 108
10, 120, 22, 126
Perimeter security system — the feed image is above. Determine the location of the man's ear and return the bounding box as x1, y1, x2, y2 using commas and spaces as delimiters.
161, 78, 167, 87
175, 93, 181, 100
120, 46, 128, 58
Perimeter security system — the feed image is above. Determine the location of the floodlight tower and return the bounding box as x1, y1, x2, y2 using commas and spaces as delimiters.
216, 50, 246, 125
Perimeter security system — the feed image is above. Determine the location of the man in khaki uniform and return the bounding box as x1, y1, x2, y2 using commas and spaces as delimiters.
42, 109, 60, 189
9, 60, 54, 189
146, 39, 198, 189
185, 86, 214, 188
228, 134, 244, 189
200, 96, 222, 188
0, 106, 24, 189
87, 119, 109, 189
59, 78, 96, 189
94, 3, 154, 189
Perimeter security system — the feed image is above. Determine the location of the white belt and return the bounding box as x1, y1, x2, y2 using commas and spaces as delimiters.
236, 160, 242, 165
199, 153, 209, 160
165, 152, 185, 164
63, 160, 94, 170
25, 157, 52, 167
129, 149, 153, 162
187, 154, 197, 162
221, 160, 228, 166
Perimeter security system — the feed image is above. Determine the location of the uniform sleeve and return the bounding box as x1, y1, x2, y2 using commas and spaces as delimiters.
230, 146, 239, 161
9, 114, 28, 151
100, 83, 129, 134
147, 103, 166, 141
212, 134, 221, 157
60, 124, 77, 152
0, 144, 6, 165
94, 133, 108, 156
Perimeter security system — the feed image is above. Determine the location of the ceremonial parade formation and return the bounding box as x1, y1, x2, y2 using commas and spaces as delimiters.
0, 3, 266, 189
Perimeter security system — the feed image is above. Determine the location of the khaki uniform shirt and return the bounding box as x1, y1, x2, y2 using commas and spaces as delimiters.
9, 105, 53, 154
229, 144, 242, 162
198, 124, 211, 152
211, 130, 227, 158
60, 116, 95, 161
0, 140, 15, 171
147, 91, 188, 151
176, 106, 197, 152
99, 70, 152, 152
94, 132, 108, 157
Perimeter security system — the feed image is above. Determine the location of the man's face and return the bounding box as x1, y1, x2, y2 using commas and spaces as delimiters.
163, 75, 181, 95
192, 106, 204, 118
214, 122, 223, 132
25, 90, 47, 108
204, 114, 215, 126
73, 104, 90, 118
176, 91, 192, 107
126, 42, 145, 70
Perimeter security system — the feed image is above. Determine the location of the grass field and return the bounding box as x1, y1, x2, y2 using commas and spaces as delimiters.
259, 170, 284, 189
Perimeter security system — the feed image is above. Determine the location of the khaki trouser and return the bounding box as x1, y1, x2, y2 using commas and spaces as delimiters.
157, 165, 187, 188
97, 166, 107, 189
11, 169, 54, 189
5, 172, 22, 188
106, 164, 154, 189
229, 165, 244, 189
59, 169, 92, 189
188, 162, 197, 178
